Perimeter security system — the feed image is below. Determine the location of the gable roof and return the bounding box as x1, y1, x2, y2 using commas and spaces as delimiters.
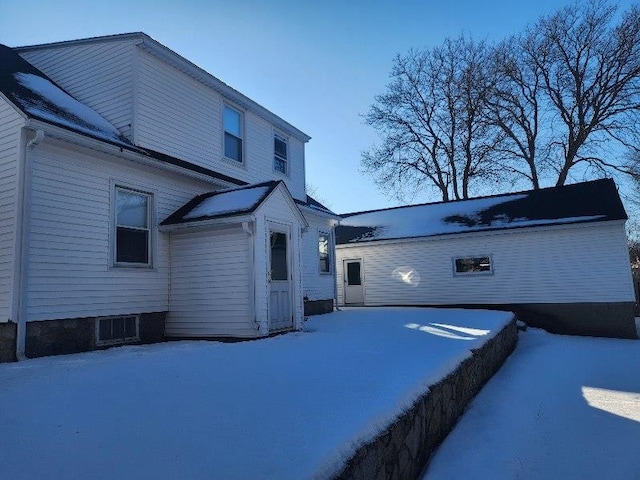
161, 181, 279, 226
15, 32, 311, 143
0, 44, 132, 148
336, 179, 627, 245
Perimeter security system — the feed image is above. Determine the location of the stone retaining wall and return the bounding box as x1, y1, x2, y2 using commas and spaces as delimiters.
334, 317, 518, 480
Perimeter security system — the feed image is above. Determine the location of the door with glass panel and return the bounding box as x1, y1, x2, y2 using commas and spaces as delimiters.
268, 225, 293, 331
343, 259, 364, 304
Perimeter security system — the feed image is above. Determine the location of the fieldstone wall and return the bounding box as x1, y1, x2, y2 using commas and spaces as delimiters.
0, 322, 16, 363
334, 318, 518, 480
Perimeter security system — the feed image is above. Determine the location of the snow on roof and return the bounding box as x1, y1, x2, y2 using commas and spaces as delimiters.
184, 186, 271, 220
0, 44, 131, 147
336, 179, 627, 244
161, 181, 279, 225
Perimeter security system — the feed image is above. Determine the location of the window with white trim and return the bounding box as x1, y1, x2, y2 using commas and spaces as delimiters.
274, 132, 288, 174
96, 315, 139, 345
224, 105, 243, 163
319, 232, 331, 273
453, 255, 492, 274
114, 186, 152, 266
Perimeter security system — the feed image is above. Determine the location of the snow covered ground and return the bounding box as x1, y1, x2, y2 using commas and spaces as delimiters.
0, 308, 511, 480
425, 328, 640, 479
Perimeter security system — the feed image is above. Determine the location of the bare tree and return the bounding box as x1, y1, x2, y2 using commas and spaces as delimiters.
362, 37, 503, 202
364, 0, 640, 201
495, 0, 640, 188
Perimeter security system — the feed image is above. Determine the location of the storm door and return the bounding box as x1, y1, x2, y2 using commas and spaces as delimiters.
268, 225, 293, 331
343, 259, 364, 304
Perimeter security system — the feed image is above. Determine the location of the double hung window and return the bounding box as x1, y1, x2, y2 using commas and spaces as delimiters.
115, 186, 152, 266
274, 133, 288, 174
224, 105, 243, 163
319, 232, 331, 273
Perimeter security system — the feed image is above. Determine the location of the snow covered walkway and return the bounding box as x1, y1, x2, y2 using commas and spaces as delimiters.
425, 328, 640, 479
0, 308, 511, 479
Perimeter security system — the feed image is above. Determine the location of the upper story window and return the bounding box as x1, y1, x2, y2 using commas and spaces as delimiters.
319, 232, 331, 273
224, 105, 243, 163
274, 133, 288, 174
114, 186, 152, 266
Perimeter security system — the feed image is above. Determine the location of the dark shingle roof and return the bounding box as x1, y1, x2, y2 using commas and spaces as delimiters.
0, 44, 132, 147
336, 179, 627, 244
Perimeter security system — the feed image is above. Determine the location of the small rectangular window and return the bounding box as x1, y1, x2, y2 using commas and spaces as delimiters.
319, 232, 331, 273
454, 256, 492, 275
224, 105, 243, 163
96, 315, 139, 345
274, 133, 288, 174
115, 187, 152, 266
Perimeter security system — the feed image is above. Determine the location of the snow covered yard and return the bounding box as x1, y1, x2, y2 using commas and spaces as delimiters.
0, 308, 511, 480
425, 328, 640, 479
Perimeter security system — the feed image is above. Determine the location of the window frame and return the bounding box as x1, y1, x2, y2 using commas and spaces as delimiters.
223, 103, 244, 164
112, 185, 153, 268
452, 255, 493, 276
318, 231, 332, 274
95, 315, 139, 346
273, 131, 288, 175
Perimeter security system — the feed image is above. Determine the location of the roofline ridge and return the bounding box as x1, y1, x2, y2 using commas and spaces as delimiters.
339, 178, 615, 218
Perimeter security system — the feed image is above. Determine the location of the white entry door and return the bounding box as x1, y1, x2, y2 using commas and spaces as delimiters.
269, 226, 293, 331
343, 259, 364, 304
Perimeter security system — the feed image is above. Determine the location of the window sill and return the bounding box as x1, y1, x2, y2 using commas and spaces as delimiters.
222, 155, 247, 169
111, 263, 155, 270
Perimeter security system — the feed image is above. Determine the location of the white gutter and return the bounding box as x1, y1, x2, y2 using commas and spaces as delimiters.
159, 214, 254, 233
242, 221, 259, 331
14, 129, 43, 360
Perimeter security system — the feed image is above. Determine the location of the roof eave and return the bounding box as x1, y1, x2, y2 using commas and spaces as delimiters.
336, 217, 626, 246
159, 214, 255, 232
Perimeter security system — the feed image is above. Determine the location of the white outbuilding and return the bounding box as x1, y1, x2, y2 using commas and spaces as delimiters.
336, 179, 636, 338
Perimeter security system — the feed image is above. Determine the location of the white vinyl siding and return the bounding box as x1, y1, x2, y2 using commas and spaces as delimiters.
134, 48, 306, 200
336, 222, 635, 306
0, 99, 23, 322
301, 213, 336, 302
166, 227, 255, 337
25, 138, 214, 321
19, 39, 137, 139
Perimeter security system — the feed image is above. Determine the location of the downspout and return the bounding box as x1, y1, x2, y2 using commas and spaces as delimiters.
242, 221, 259, 330
15, 129, 43, 360
332, 221, 341, 311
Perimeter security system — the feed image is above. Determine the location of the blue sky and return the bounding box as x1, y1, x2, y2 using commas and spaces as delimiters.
1, 0, 635, 213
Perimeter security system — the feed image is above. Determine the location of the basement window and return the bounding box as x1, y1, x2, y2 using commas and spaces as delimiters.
453, 256, 493, 275
96, 315, 139, 345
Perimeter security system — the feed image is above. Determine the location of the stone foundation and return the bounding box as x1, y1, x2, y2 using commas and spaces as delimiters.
25, 312, 167, 359
334, 318, 518, 480
304, 299, 334, 316
513, 302, 637, 339
0, 322, 16, 363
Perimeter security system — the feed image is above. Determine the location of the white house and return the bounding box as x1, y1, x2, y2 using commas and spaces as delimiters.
336, 179, 637, 339
0, 33, 339, 362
